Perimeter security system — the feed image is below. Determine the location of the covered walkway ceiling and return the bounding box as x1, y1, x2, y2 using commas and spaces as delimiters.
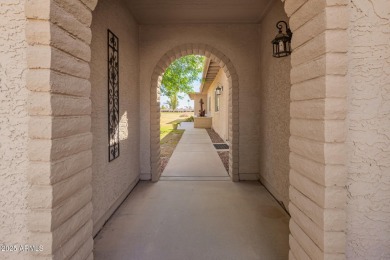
125, 0, 272, 24
199, 58, 221, 94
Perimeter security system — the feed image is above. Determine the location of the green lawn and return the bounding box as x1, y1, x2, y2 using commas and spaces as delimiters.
160, 112, 193, 171
160, 112, 191, 140
160, 125, 183, 140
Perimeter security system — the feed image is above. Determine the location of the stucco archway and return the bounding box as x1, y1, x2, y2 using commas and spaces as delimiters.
149, 43, 239, 182
23, 0, 349, 259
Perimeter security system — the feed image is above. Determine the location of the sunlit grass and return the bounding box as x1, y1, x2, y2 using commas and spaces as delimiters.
160, 125, 182, 140
160, 112, 191, 172
160, 112, 191, 140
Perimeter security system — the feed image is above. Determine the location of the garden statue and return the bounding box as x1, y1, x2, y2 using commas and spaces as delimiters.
199, 98, 206, 117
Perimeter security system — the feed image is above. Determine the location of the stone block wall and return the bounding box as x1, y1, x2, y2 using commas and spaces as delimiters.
284, 0, 349, 259
25, 0, 98, 258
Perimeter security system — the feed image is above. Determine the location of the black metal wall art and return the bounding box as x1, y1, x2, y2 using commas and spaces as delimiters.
108, 29, 120, 161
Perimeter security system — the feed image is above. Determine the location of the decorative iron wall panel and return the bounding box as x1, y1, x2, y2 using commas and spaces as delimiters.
108, 30, 120, 161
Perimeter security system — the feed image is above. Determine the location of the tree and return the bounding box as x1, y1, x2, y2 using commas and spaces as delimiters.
167, 94, 178, 110
161, 55, 205, 110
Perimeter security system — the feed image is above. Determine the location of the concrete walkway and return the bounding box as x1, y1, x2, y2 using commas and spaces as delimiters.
161, 122, 229, 181
94, 181, 290, 260
93, 123, 290, 259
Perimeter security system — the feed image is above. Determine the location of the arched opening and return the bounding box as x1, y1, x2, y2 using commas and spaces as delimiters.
158, 55, 230, 179
150, 44, 239, 182
22, 0, 351, 258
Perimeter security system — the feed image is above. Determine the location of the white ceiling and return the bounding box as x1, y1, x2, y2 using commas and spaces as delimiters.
125, 0, 273, 24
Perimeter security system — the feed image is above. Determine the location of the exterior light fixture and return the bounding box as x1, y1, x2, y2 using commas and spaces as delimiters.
272, 21, 292, 58
215, 86, 223, 95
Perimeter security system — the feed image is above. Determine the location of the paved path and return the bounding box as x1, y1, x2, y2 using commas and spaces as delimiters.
93, 123, 289, 260
94, 181, 290, 260
161, 122, 229, 181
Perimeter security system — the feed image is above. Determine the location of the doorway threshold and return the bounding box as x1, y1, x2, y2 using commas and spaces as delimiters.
159, 176, 231, 181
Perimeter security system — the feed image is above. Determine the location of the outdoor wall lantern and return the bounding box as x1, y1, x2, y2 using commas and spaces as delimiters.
272, 21, 292, 58
215, 86, 223, 95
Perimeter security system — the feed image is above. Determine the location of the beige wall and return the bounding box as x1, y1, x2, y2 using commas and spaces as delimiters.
91, 0, 140, 235
258, 1, 291, 208
208, 69, 230, 141
347, 0, 390, 258
0, 1, 29, 258
139, 24, 260, 179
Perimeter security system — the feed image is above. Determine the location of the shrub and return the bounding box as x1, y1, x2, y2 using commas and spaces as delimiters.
185, 116, 194, 122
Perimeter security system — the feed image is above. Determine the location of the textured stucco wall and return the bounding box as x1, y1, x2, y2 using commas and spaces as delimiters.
207, 69, 229, 141
258, 1, 291, 208
139, 24, 260, 178
91, 0, 140, 234
0, 1, 29, 258
347, 0, 390, 258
